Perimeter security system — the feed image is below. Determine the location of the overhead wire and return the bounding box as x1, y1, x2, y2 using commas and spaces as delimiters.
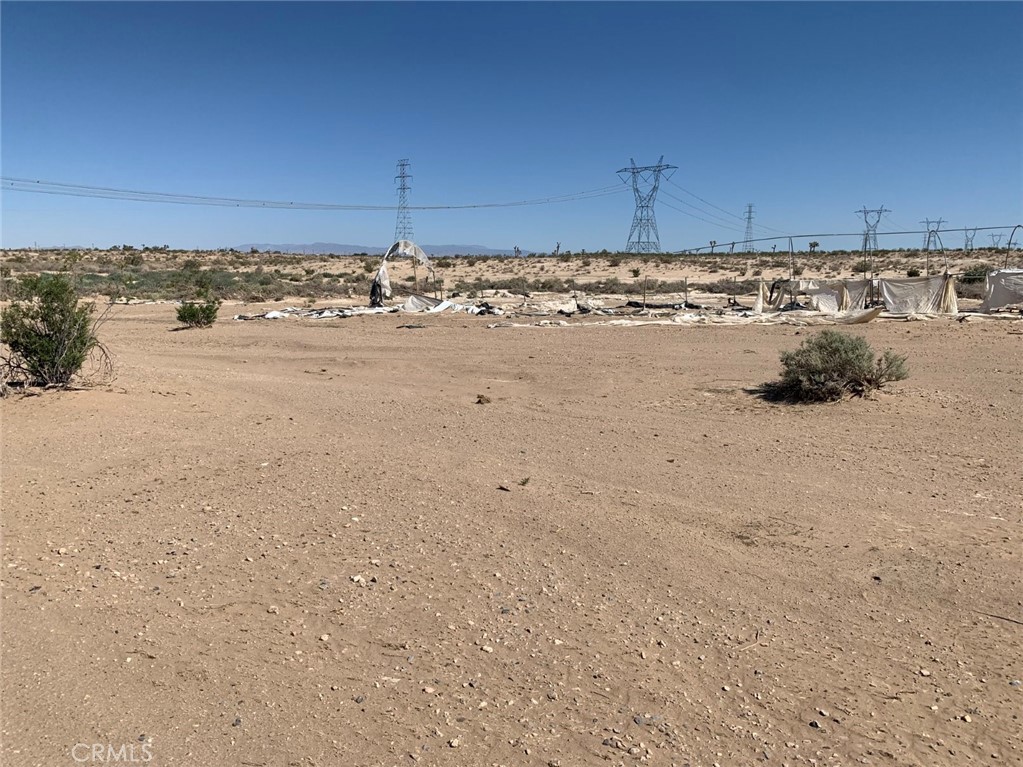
659, 189, 751, 231
882, 212, 915, 233
663, 176, 791, 235
657, 198, 747, 235
1, 177, 627, 211
664, 177, 744, 220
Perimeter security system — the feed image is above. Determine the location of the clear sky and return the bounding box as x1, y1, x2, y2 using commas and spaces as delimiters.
2, 1, 1021, 253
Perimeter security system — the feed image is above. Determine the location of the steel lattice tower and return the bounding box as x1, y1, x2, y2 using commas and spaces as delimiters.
856, 205, 890, 255
919, 218, 946, 250
963, 228, 977, 252
741, 203, 755, 252
990, 233, 1004, 248
394, 159, 413, 242
617, 156, 676, 253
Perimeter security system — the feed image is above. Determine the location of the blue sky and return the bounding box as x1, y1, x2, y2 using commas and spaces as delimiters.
2, 1, 1021, 253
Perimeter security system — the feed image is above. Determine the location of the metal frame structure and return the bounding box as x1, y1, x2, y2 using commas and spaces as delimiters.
617, 157, 676, 253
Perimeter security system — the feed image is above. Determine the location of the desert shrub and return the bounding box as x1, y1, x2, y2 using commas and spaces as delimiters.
630, 267, 641, 278
697, 279, 759, 296
906, 267, 922, 277
176, 297, 220, 328
851, 259, 872, 273
960, 263, 995, 284
761, 330, 908, 403
1, 272, 110, 389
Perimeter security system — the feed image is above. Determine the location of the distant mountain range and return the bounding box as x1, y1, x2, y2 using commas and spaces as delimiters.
236, 242, 528, 257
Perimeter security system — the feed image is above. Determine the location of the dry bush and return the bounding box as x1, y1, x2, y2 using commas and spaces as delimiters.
1, 272, 112, 392
759, 330, 908, 403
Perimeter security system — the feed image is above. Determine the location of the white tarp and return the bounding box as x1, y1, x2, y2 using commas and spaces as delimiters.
383, 240, 433, 271
401, 294, 442, 312
764, 279, 866, 314
372, 260, 392, 299
806, 287, 840, 314
980, 269, 1023, 311
841, 279, 870, 311
800, 279, 869, 313
233, 306, 398, 320
400, 293, 503, 315
878, 274, 957, 315
753, 281, 769, 314
488, 306, 885, 329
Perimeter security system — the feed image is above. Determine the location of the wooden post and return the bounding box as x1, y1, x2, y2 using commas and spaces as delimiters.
412, 261, 418, 294
643, 276, 648, 309
684, 276, 689, 306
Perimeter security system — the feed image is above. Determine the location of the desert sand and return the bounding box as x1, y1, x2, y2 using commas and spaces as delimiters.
2, 304, 1021, 766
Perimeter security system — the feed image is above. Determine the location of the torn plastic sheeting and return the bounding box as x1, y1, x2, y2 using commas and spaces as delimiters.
233, 306, 398, 321
400, 294, 504, 315
878, 274, 957, 314
980, 269, 1023, 312
488, 307, 884, 329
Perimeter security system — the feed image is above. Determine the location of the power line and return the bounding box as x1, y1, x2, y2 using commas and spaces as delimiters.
1, 176, 627, 211
393, 159, 413, 241
919, 217, 946, 250
617, 157, 676, 253
657, 198, 747, 234
664, 177, 744, 220
750, 220, 792, 235
882, 212, 912, 232
662, 177, 789, 235
659, 188, 751, 231
856, 205, 890, 255
963, 227, 977, 251
742, 203, 755, 252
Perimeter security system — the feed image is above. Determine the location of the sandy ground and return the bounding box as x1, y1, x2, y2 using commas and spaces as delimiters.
2, 305, 1021, 767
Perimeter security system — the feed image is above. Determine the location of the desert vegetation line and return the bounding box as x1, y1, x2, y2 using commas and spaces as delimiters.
679, 225, 1019, 254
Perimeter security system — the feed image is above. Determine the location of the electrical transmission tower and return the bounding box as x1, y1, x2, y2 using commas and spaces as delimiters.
920, 217, 946, 250
990, 233, 1004, 248
617, 156, 676, 253
741, 203, 755, 252
963, 228, 977, 252
856, 205, 890, 256
394, 159, 413, 242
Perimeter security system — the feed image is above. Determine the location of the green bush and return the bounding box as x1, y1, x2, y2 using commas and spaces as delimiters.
761, 330, 908, 402
906, 267, 922, 277
176, 298, 220, 328
960, 263, 994, 284
1, 273, 108, 389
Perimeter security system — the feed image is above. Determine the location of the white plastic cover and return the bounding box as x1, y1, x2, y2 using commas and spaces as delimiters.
383, 240, 432, 268
878, 275, 957, 314
980, 269, 1023, 311
373, 260, 392, 298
